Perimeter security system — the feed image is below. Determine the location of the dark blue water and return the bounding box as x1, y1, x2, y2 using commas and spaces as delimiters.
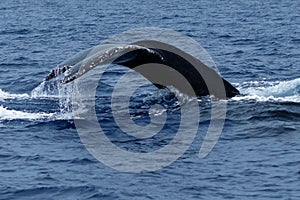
1, 0, 300, 199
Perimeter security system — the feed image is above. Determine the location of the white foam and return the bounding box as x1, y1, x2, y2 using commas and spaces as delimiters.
0, 81, 76, 123
232, 94, 300, 103
0, 88, 29, 101
233, 78, 300, 103
0, 105, 54, 121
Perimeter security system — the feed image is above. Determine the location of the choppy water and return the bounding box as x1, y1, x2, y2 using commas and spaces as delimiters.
0, 0, 299, 199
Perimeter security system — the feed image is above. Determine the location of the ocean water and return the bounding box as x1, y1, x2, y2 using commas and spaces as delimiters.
0, 0, 300, 199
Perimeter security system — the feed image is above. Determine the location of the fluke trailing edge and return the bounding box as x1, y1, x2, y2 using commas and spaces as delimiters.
45, 40, 240, 98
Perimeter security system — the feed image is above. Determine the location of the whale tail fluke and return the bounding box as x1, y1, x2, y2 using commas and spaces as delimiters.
45, 42, 239, 98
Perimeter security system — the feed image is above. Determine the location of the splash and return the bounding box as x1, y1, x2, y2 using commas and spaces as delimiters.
31, 81, 73, 113
233, 78, 300, 102
0, 81, 73, 122
0, 88, 53, 121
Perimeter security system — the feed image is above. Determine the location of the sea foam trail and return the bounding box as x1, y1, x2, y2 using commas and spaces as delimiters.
233, 78, 300, 102
0, 88, 53, 121
0, 105, 54, 121
1, 77, 299, 121
0, 87, 71, 121
0, 88, 29, 101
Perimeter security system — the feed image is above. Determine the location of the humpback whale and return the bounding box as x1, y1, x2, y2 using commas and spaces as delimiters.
45, 41, 240, 98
